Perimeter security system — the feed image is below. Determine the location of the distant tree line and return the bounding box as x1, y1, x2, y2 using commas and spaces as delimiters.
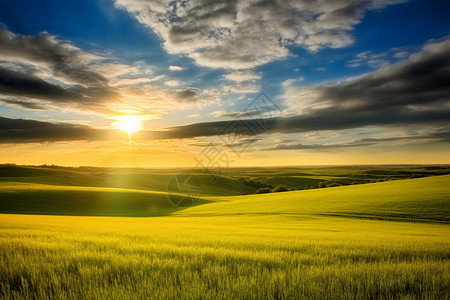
248, 173, 437, 195
255, 185, 290, 194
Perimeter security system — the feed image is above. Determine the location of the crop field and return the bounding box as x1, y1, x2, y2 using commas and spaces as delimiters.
0, 166, 449, 299
1, 214, 449, 299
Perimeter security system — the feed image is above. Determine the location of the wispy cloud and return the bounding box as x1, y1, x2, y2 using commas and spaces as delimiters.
164, 80, 180, 87
347, 47, 412, 68
0, 98, 45, 110
224, 70, 261, 83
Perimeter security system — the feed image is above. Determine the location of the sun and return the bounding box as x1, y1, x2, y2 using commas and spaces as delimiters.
113, 116, 142, 137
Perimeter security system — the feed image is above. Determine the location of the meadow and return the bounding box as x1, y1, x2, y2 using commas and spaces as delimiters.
0, 166, 449, 299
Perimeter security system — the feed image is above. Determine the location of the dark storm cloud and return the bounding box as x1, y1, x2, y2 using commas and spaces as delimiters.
142, 108, 449, 140
319, 47, 450, 112
282, 37, 450, 117
0, 27, 108, 86
428, 130, 450, 142
1, 110, 449, 144
262, 133, 450, 151
0, 68, 120, 110
0, 116, 121, 143
0, 68, 77, 101
213, 110, 262, 118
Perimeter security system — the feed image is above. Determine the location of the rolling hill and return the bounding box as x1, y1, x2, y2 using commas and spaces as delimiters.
1, 163, 449, 222
179, 175, 450, 223
0, 167, 449, 299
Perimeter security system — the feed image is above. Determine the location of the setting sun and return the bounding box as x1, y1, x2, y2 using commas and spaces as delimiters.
113, 116, 142, 136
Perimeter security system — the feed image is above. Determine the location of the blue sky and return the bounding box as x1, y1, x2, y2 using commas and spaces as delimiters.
0, 0, 449, 166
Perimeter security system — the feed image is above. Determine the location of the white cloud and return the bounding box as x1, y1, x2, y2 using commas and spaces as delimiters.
282, 78, 305, 88
164, 80, 180, 87
347, 51, 388, 68
169, 65, 183, 71
393, 51, 409, 59
114, 0, 405, 69
224, 70, 261, 83
222, 83, 260, 94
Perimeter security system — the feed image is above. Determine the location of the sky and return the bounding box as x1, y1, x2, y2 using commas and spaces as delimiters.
0, 0, 449, 167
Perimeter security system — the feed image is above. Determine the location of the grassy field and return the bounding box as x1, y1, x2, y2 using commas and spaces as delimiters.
185, 175, 450, 223
2, 164, 449, 196
0, 172, 449, 299
1, 214, 449, 299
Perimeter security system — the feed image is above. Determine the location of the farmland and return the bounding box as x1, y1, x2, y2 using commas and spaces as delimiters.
0, 165, 449, 299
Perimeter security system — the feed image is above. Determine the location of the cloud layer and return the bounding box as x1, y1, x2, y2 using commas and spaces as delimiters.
0, 116, 117, 143
1, 32, 449, 152
0, 28, 218, 118
283, 37, 450, 116
145, 37, 450, 141
114, 0, 405, 69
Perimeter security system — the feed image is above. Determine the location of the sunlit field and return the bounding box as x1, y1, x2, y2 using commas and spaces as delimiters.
1, 214, 449, 299
1, 172, 449, 299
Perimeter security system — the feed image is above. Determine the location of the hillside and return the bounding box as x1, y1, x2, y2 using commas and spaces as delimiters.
0, 170, 449, 299
0, 165, 260, 196
179, 175, 450, 223
1, 165, 449, 220
2, 164, 449, 195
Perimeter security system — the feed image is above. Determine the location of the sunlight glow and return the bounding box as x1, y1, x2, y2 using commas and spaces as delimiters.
113, 116, 142, 136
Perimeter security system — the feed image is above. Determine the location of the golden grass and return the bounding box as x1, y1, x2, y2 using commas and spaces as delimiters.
1, 213, 449, 299
1, 175, 449, 299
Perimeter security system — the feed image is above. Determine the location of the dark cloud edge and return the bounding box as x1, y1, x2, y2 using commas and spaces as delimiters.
1, 111, 449, 145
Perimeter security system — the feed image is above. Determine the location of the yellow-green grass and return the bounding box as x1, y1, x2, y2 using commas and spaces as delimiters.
0, 214, 449, 299
0, 176, 449, 299
182, 175, 450, 223
0, 182, 208, 216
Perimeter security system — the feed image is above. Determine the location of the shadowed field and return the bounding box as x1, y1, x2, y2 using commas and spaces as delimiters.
0, 182, 208, 216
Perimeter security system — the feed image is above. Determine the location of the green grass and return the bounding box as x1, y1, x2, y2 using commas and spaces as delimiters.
0, 167, 449, 299
182, 175, 450, 223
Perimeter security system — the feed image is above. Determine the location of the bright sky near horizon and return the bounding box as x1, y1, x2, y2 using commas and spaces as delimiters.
0, 0, 449, 167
